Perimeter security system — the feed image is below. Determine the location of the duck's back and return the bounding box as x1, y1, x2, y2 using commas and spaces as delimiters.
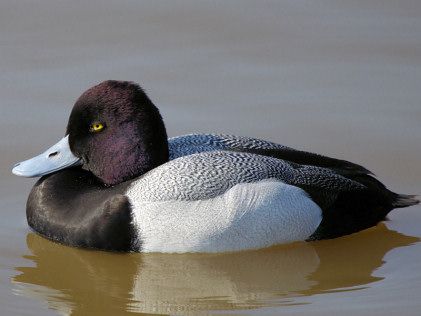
168, 133, 371, 174
159, 134, 417, 246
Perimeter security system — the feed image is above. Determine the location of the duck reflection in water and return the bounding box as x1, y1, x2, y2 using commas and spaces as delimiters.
13, 225, 418, 315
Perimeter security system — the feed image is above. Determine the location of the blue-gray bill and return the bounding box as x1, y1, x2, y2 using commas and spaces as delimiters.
12, 135, 82, 177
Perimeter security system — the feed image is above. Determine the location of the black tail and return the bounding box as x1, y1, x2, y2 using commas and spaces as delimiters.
309, 172, 419, 241
392, 194, 420, 208
337, 172, 419, 211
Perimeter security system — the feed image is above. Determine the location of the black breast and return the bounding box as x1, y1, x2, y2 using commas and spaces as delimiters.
26, 168, 137, 251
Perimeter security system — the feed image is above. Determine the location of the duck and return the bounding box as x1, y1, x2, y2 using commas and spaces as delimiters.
12, 80, 419, 253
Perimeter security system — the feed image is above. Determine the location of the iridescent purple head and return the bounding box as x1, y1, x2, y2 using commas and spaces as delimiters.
66, 80, 169, 185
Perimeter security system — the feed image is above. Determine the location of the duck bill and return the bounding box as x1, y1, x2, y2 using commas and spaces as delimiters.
12, 135, 82, 177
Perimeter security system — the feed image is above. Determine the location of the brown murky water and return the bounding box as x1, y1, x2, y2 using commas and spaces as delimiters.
1, 1, 421, 315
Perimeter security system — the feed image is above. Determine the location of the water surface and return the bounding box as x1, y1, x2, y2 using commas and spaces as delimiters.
1, 1, 421, 315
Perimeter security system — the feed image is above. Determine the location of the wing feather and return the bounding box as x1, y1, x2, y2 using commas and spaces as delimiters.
168, 134, 372, 175
129, 151, 364, 203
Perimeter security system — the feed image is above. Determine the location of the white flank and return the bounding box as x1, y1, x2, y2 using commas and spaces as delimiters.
126, 179, 322, 253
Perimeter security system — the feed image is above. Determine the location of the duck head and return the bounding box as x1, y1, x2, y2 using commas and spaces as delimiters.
12, 80, 169, 185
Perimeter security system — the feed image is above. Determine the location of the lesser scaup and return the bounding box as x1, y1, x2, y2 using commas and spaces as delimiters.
12, 80, 419, 252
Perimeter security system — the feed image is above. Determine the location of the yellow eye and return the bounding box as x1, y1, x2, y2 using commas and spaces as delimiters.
90, 122, 104, 132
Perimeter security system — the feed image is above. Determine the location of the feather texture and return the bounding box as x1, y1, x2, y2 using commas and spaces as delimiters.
128, 151, 364, 202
